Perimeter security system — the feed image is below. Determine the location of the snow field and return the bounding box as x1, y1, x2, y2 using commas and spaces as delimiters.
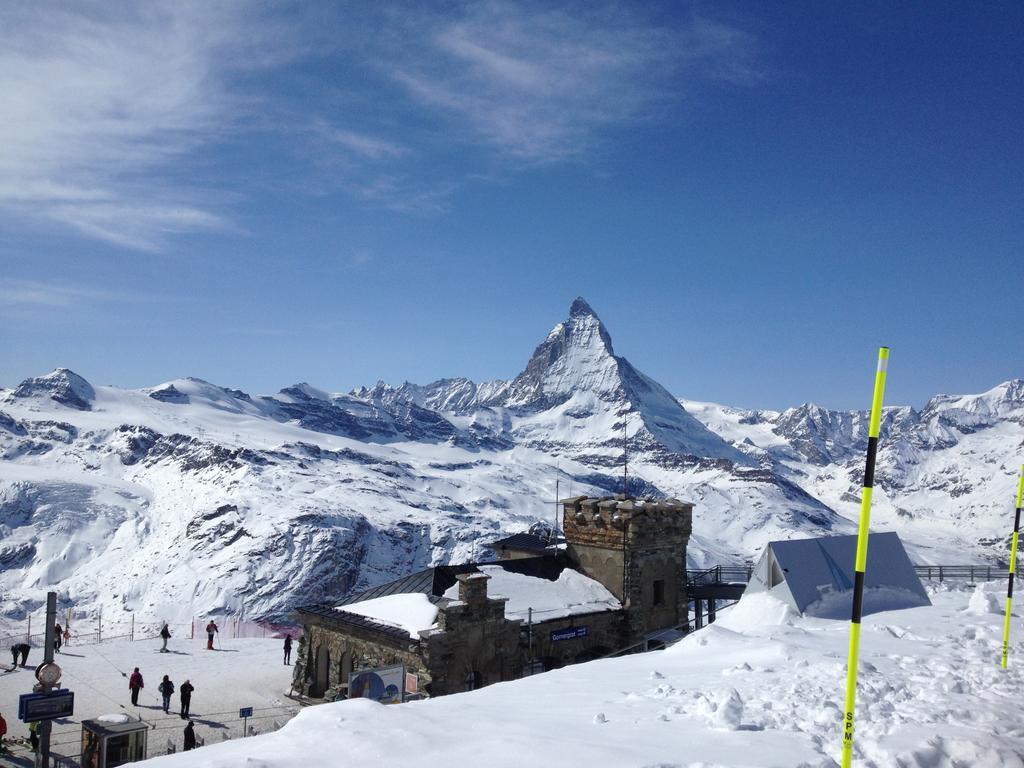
0, 635, 295, 763
141, 582, 1024, 768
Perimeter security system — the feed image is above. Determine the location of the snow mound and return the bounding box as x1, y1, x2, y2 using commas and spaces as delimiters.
96, 713, 131, 724
716, 592, 796, 631
965, 583, 1003, 615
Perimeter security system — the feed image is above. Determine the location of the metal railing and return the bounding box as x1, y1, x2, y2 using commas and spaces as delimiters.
913, 565, 1004, 582
685, 563, 1006, 588
686, 565, 753, 586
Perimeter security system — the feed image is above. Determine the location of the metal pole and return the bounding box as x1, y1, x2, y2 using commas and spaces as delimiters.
528, 608, 533, 660
98, 605, 102, 643
1000, 466, 1024, 668
131, 614, 135, 642
840, 347, 889, 768
39, 591, 57, 767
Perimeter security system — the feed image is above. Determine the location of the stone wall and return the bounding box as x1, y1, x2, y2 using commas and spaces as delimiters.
292, 615, 428, 700
562, 495, 692, 641
421, 573, 522, 695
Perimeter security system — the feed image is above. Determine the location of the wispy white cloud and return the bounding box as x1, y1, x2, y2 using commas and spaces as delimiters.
0, 2, 297, 250
380, 3, 761, 163
0, 278, 140, 309
0, 2, 761, 247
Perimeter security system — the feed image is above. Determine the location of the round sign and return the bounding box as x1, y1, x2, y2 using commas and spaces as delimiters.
35, 661, 62, 686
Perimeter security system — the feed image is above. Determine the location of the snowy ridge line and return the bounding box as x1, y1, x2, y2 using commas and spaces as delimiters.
1, 301, 1021, 624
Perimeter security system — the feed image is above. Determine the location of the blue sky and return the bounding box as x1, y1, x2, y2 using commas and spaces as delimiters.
1, 1, 1021, 410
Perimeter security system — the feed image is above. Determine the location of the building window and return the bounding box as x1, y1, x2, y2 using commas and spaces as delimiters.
653, 579, 666, 607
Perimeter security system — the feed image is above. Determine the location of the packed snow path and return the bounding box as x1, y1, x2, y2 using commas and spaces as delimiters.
139, 583, 1023, 768
0, 635, 295, 764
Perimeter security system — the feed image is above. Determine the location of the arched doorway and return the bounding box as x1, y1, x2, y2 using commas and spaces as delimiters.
311, 645, 330, 698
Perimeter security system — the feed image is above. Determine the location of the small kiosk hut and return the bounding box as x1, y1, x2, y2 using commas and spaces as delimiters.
80, 715, 149, 767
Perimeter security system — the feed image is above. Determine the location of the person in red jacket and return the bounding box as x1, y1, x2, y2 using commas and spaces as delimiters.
129, 667, 144, 706
205, 621, 218, 650
0, 711, 8, 754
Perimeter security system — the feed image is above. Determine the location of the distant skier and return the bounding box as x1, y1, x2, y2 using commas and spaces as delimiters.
205, 620, 219, 650
54, 624, 63, 652
129, 667, 144, 706
8, 646, 17, 668
62, 627, 71, 647
159, 623, 172, 652
179, 679, 194, 718
183, 720, 196, 751
283, 634, 292, 665
158, 675, 175, 714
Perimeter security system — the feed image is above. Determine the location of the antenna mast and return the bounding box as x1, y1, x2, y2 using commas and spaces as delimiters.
623, 413, 628, 497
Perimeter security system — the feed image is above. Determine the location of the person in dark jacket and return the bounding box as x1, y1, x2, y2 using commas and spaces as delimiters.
129, 668, 144, 706
183, 720, 196, 751
179, 679, 194, 718
160, 624, 171, 653
54, 624, 63, 652
12, 643, 30, 667
158, 675, 174, 713
283, 634, 292, 665
8, 646, 17, 668
205, 620, 218, 650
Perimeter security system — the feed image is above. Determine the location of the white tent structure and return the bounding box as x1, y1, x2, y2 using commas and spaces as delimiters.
745, 532, 930, 618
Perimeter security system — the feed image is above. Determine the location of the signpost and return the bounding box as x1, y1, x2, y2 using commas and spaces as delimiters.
18, 690, 75, 723
239, 707, 253, 736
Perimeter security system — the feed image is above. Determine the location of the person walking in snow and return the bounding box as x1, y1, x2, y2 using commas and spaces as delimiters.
8, 646, 17, 668
129, 667, 144, 706
17, 643, 29, 667
183, 720, 196, 751
160, 623, 171, 652
158, 675, 174, 714
54, 624, 62, 653
283, 634, 292, 665
205, 620, 218, 650
179, 679, 194, 718
62, 627, 71, 647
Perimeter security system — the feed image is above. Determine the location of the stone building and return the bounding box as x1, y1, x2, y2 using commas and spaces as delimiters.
292, 494, 693, 701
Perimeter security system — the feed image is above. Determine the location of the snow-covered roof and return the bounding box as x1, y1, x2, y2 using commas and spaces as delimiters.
332, 562, 621, 639
442, 564, 620, 622
335, 593, 439, 639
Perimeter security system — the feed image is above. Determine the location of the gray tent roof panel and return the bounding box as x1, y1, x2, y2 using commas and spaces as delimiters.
755, 532, 930, 617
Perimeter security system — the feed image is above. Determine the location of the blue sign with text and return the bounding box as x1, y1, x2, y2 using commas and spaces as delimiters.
239, 707, 253, 718
18, 690, 74, 723
550, 626, 589, 642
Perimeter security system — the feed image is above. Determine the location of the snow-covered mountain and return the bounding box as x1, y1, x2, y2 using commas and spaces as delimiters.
0, 299, 1018, 625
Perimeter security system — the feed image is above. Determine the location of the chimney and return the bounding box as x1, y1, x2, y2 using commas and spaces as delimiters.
456, 572, 490, 608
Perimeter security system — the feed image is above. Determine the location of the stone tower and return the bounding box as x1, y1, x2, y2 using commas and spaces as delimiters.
561, 495, 692, 638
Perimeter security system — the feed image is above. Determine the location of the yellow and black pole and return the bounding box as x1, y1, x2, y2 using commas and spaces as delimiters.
840, 347, 889, 768
1000, 465, 1024, 668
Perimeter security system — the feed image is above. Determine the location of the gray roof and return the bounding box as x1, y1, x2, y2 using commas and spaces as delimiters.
490, 532, 553, 553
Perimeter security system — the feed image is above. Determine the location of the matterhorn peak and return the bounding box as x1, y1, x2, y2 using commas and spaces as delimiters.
569, 296, 598, 318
